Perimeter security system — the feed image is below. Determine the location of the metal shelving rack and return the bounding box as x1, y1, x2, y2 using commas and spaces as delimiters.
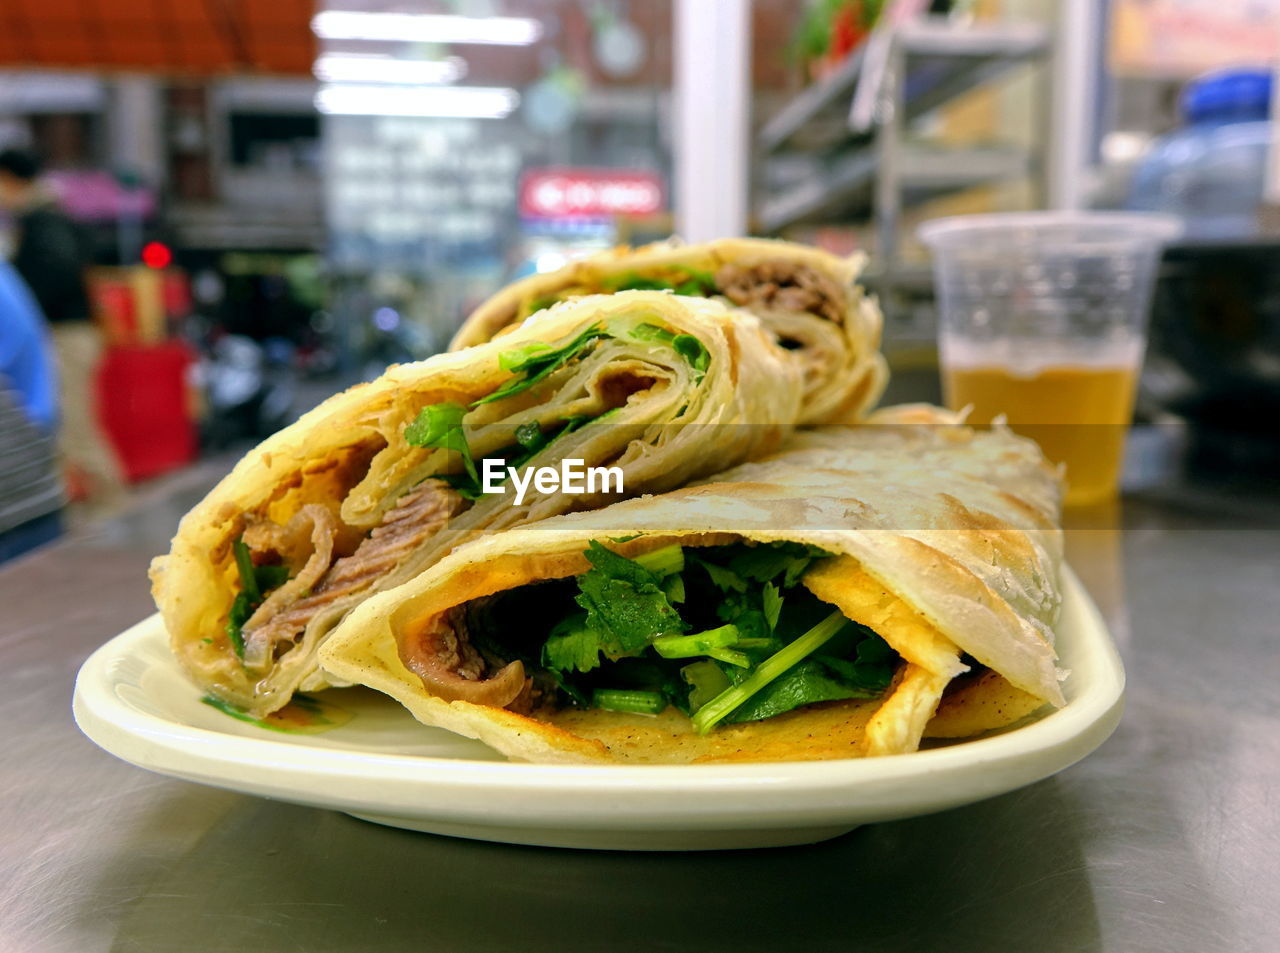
754, 16, 1052, 310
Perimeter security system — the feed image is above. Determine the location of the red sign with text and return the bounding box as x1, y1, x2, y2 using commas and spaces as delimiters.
519, 168, 665, 219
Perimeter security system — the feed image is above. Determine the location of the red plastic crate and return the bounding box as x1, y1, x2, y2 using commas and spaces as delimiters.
95, 341, 198, 483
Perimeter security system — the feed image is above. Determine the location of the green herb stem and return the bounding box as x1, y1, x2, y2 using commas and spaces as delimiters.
591, 689, 667, 715
633, 544, 685, 577
704, 647, 752, 668
652, 624, 740, 659
733, 638, 778, 650
404, 402, 479, 488
227, 539, 291, 661
232, 539, 260, 601
691, 610, 849, 734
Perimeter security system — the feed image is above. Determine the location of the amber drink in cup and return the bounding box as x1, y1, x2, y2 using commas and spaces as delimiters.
920, 213, 1178, 506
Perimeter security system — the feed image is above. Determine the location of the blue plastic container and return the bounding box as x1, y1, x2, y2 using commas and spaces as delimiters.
1128, 68, 1274, 240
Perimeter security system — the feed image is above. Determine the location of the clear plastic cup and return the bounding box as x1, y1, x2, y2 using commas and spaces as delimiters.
919, 212, 1180, 506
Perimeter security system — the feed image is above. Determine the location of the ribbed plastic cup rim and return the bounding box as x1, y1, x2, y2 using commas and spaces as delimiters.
918, 211, 1182, 251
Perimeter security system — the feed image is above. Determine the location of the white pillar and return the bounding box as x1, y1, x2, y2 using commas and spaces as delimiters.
108, 75, 165, 186
674, 0, 750, 241
1048, 0, 1102, 210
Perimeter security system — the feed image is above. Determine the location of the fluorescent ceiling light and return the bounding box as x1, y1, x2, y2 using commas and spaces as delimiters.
315, 84, 520, 119
313, 53, 467, 85
312, 11, 543, 46
535, 252, 568, 273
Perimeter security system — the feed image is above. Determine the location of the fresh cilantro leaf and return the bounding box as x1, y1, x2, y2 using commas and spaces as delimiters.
499, 342, 554, 372
542, 615, 603, 674
796, 631, 897, 697
771, 586, 840, 643
415, 406, 596, 501
816, 655, 893, 696
625, 322, 675, 345
673, 334, 709, 377
728, 542, 827, 587
575, 574, 685, 654
762, 582, 783, 631
475, 324, 607, 406
526, 540, 877, 727
695, 556, 747, 593
724, 545, 790, 583
783, 558, 821, 588
574, 542, 687, 654
582, 540, 661, 589
856, 633, 896, 665
815, 634, 897, 695
614, 323, 709, 380
724, 660, 863, 724
716, 593, 770, 641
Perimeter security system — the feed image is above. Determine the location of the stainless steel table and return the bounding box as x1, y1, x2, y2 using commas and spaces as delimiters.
2, 457, 1277, 953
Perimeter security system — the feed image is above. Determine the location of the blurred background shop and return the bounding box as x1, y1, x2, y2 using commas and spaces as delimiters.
0, 0, 1278, 554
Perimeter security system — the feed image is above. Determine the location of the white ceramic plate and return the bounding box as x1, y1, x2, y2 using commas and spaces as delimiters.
73, 568, 1124, 851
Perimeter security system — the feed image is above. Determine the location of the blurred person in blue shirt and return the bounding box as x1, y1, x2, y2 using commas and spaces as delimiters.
0, 147, 125, 510
0, 259, 63, 561
0, 259, 58, 431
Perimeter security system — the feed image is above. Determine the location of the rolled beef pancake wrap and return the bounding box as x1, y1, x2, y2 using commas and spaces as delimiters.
451, 237, 887, 426
319, 416, 1064, 764
151, 292, 803, 717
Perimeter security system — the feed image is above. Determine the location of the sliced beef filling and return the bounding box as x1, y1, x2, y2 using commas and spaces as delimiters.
399, 580, 581, 709
401, 605, 528, 708
715, 260, 848, 326
242, 504, 340, 631
242, 479, 465, 665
